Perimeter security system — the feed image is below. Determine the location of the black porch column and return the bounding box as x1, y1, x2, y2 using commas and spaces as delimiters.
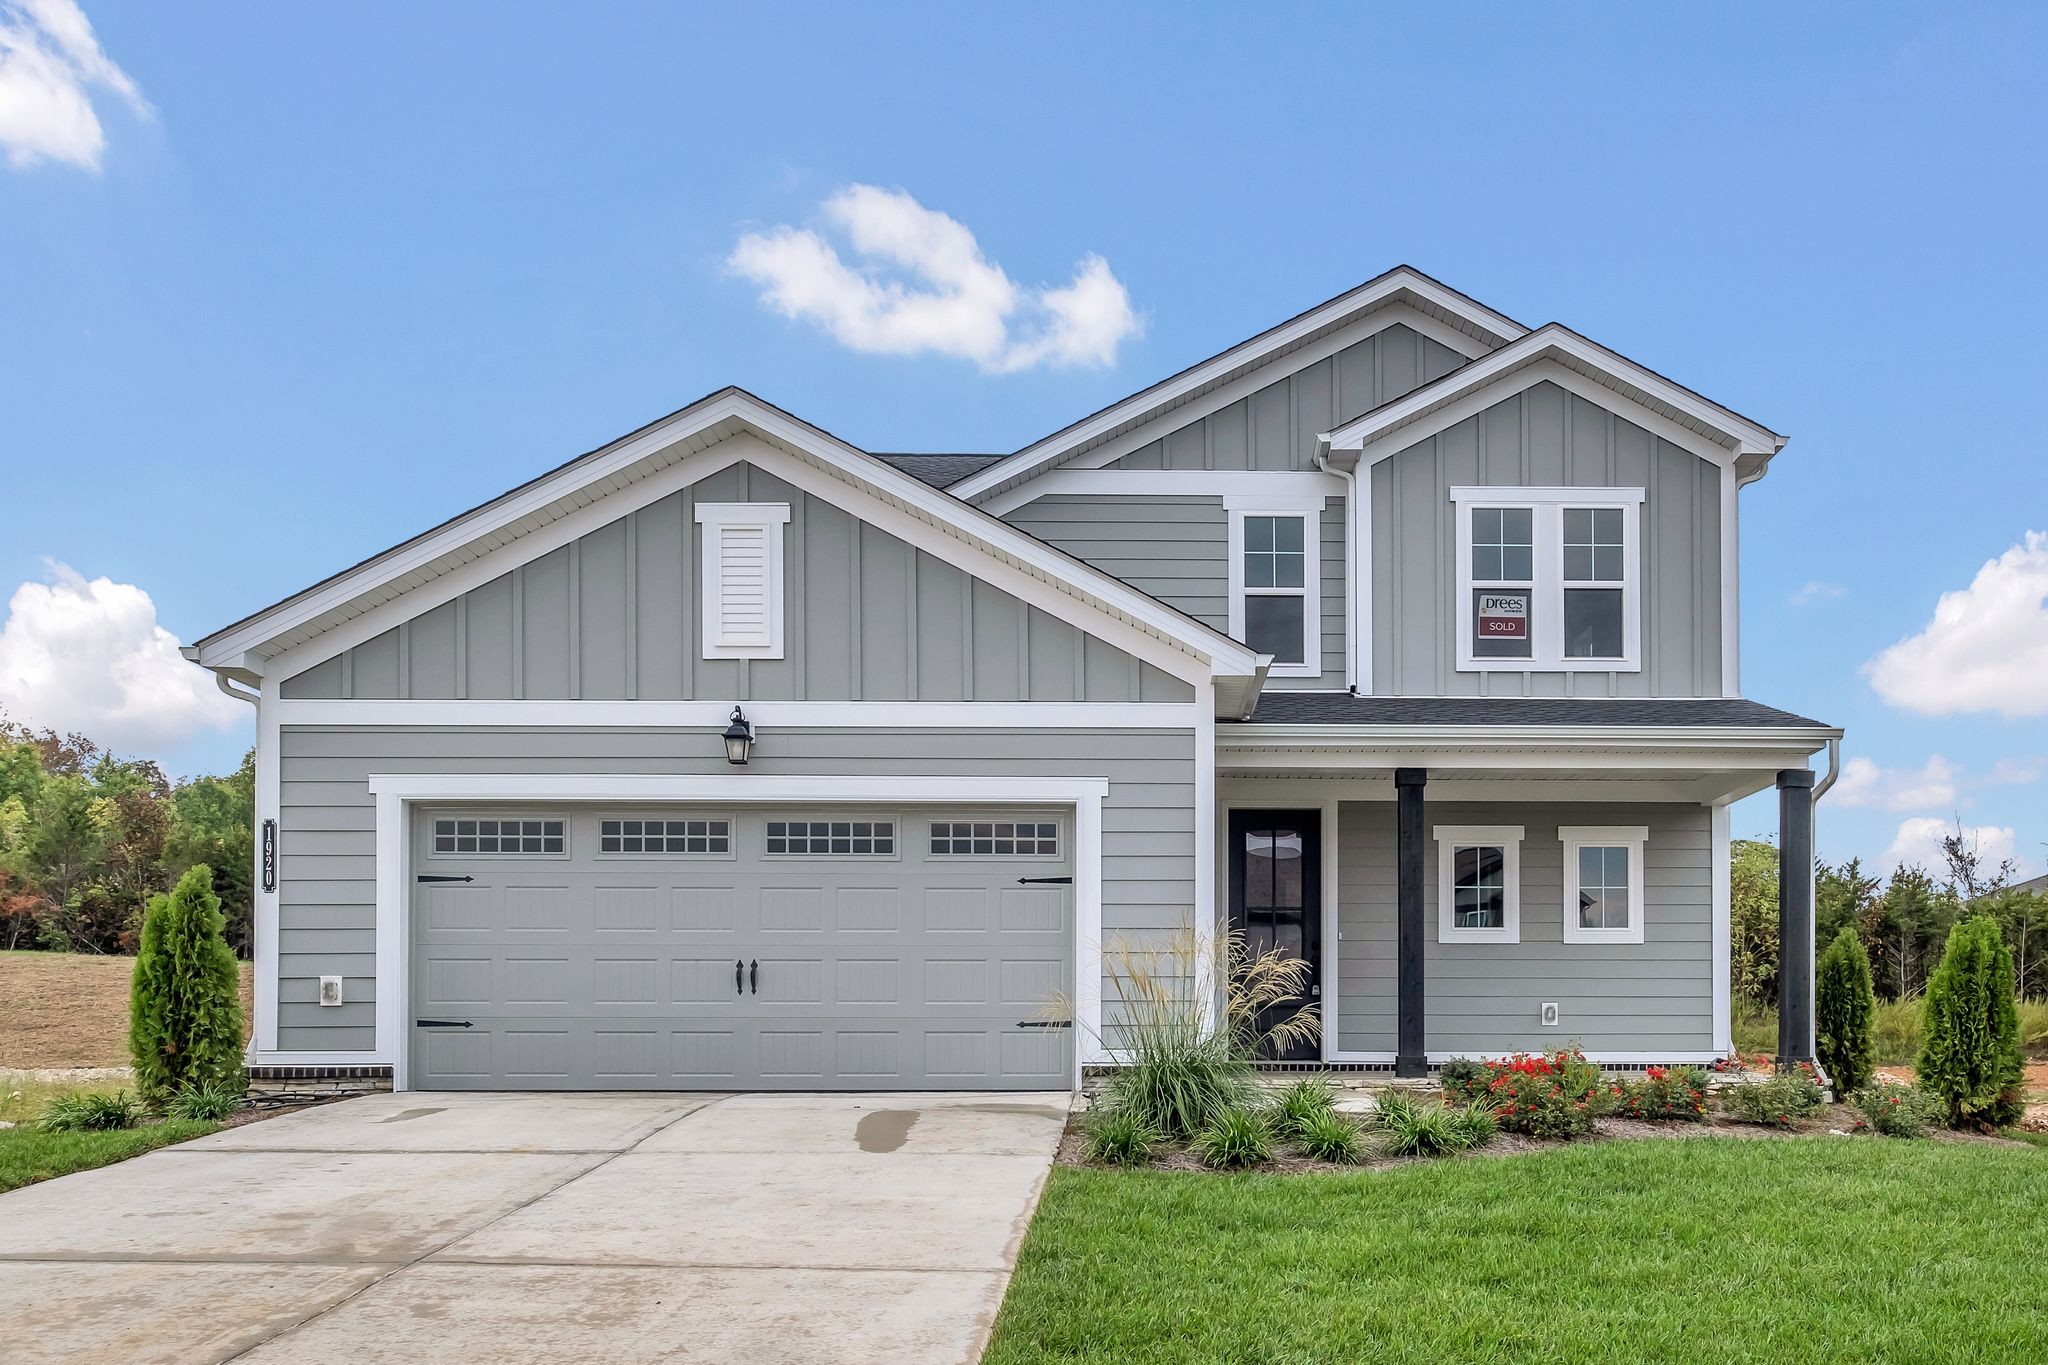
1777, 768, 1816, 1066
1395, 767, 1428, 1077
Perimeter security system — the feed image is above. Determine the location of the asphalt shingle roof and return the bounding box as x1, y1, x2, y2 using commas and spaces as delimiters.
872, 453, 1005, 489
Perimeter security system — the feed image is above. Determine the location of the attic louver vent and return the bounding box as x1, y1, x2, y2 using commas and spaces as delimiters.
695, 502, 790, 659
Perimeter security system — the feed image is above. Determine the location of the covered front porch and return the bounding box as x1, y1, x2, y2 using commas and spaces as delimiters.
1215, 697, 1841, 1075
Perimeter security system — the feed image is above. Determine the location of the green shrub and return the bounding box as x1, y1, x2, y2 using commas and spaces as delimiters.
1436, 1058, 1485, 1100
1269, 1077, 1338, 1137
1446, 1100, 1498, 1150
1294, 1110, 1365, 1164
165, 1079, 244, 1122
1466, 1047, 1615, 1139
1918, 916, 2026, 1129
1614, 1066, 1711, 1122
1372, 1091, 1470, 1157
1850, 1079, 1943, 1138
129, 865, 247, 1107
1722, 1065, 1825, 1126
1817, 928, 1877, 1094
35, 1090, 143, 1133
1194, 1107, 1272, 1169
1092, 928, 1316, 1138
1083, 1108, 1164, 1167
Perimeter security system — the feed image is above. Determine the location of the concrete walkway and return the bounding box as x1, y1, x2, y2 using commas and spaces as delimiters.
0, 1090, 1069, 1364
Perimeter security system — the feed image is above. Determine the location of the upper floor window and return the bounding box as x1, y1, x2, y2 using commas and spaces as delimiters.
695, 502, 791, 660
1227, 501, 1322, 678
1452, 488, 1641, 673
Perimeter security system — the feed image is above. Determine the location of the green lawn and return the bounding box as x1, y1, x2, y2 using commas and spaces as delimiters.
986, 1139, 2048, 1364
0, 1119, 219, 1194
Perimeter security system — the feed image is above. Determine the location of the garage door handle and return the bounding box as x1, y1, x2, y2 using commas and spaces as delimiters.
735, 960, 744, 996
749, 959, 758, 995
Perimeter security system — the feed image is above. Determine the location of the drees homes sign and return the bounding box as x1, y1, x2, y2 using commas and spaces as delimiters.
1475, 589, 1529, 640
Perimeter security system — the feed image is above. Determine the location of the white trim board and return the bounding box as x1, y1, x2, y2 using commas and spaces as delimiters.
269, 699, 1205, 729
1322, 325, 1783, 465
331, 773, 1111, 1091
981, 469, 1341, 517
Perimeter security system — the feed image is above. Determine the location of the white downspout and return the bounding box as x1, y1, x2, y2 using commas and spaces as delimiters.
1313, 439, 1359, 693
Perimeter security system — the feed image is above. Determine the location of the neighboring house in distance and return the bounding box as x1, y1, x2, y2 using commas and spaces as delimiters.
186, 267, 1840, 1093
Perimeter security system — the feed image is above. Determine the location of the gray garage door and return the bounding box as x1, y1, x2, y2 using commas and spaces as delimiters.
410, 805, 1074, 1091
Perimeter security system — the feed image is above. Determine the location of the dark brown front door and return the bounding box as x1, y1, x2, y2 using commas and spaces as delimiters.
1227, 810, 1322, 1062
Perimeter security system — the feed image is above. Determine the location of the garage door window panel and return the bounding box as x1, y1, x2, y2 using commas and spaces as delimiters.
764, 818, 897, 856
431, 816, 567, 856
598, 816, 733, 857
928, 820, 1061, 857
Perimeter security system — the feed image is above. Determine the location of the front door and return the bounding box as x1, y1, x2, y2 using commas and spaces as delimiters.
1226, 809, 1322, 1062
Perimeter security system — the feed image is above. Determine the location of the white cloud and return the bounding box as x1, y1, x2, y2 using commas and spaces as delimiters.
0, 0, 149, 172
1788, 580, 1846, 607
1832, 755, 1960, 811
728, 184, 1141, 373
1884, 816, 2018, 876
1864, 531, 2048, 717
0, 561, 241, 752
1988, 756, 2044, 786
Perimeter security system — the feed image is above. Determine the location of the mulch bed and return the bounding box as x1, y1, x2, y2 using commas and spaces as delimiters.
1055, 1097, 2034, 1174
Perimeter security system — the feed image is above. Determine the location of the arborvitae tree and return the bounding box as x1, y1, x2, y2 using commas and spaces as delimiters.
1815, 927, 1876, 1094
130, 864, 245, 1104
1916, 915, 2024, 1128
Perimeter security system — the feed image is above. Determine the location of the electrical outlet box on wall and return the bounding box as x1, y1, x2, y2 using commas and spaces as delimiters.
1540, 1002, 1560, 1027
319, 975, 344, 1007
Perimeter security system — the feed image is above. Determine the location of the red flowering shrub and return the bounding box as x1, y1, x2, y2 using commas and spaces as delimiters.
1453, 1047, 1615, 1140
1613, 1065, 1711, 1122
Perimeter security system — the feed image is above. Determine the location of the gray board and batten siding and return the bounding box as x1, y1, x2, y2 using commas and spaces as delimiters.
280, 460, 1192, 706
998, 324, 1462, 690
1337, 801, 1713, 1058
274, 726, 1197, 1055
1370, 380, 1724, 698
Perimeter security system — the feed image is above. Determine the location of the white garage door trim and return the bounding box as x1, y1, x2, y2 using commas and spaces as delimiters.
363, 773, 1110, 1091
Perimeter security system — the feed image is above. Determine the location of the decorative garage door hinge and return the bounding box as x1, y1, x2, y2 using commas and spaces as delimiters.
416, 874, 474, 883
1015, 875, 1073, 885
415, 1019, 474, 1029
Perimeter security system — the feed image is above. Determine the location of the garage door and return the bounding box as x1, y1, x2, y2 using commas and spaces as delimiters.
409, 805, 1074, 1090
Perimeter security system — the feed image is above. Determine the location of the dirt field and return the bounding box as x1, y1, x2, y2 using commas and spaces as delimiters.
0, 952, 255, 1068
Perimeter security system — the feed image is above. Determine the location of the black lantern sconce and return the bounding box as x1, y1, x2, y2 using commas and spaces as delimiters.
722, 706, 756, 766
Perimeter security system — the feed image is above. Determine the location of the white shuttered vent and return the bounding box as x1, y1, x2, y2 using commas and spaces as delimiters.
694, 502, 790, 659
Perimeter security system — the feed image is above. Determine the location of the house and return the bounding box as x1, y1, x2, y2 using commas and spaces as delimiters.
185, 267, 1841, 1093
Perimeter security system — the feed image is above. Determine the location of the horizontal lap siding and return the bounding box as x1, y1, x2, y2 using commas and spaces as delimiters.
1338, 801, 1713, 1056
281, 462, 1191, 706
275, 726, 1197, 1052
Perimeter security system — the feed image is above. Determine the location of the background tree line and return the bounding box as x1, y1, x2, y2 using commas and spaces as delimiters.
1733, 820, 2045, 1009
0, 720, 254, 958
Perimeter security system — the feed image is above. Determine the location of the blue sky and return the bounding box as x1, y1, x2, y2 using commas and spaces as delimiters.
2, 3, 2044, 879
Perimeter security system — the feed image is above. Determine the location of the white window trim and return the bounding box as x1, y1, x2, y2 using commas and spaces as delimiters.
1434, 824, 1523, 944
1559, 824, 1649, 946
1451, 487, 1642, 674
694, 501, 790, 660
1225, 498, 1323, 678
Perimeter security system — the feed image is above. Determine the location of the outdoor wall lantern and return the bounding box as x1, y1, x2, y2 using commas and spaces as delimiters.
722, 706, 756, 766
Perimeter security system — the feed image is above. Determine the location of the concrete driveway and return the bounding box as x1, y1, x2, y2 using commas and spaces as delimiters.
0, 1090, 1068, 1364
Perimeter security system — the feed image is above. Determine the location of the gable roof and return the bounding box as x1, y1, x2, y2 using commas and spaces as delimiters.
1320, 322, 1786, 478
949, 265, 1528, 503
187, 388, 1263, 688
872, 452, 1005, 488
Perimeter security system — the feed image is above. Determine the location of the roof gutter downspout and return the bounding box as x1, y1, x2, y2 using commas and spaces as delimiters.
1313, 436, 1359, 693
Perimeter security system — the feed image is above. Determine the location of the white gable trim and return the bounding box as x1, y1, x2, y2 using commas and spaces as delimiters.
204, 393, 1260, 686
953, 272, 1525, 503
1324, 326, 1783, 466
260, 430, 1235, 689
